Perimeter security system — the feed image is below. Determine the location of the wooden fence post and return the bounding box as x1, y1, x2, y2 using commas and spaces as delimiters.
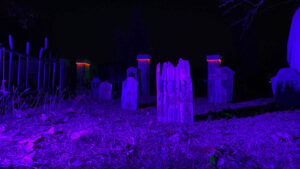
37, 48, 43, 90
17, 55, 21, 89
8, 35, 13, 90
52, 60, 56, 89
43, 38, 47, 89
26, 42, 29, 89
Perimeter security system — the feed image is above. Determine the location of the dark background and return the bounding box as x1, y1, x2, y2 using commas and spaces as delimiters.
0, 0, 297, 100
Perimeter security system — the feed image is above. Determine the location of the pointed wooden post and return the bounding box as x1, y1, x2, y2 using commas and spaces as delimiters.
43, 38, 47, 89
52, 59, 56, 89
17, 54, 21, 89
26, 42, 29, 89
8, 35, 13, 90
37, 48, 43, 90
0, 47, 2, 81
48, 52, 51, 88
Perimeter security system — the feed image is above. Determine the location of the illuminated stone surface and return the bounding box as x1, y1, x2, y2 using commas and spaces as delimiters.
220, 66, 235, 102
99, 81, 112, 101
287, 7, 300, 74
121, 77, 138, 110
207, 55, 234, 104
271, 68, 300, 106
208, 68, 227, 104
91, 77, 101, 99
126, 67, 137, 79
156, 58, 193, 123
137, 54, 150, 96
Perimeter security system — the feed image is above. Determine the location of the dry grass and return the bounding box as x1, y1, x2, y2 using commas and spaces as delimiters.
0, 94, 299, 169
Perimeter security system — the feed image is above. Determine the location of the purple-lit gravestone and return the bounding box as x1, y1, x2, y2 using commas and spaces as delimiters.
137, 54, 150, 96
126, 67, 137, 79
271, 68, 300, 106
121, 77, 138, 110
91, 77, 101, 99
220, 66, 235, 102
156, 58, 193, 123
206, 55, 234, 104
287, 7, 300, 74
99, 81, 112, 101
271, 7, 300, 106
76, 59, 91, 90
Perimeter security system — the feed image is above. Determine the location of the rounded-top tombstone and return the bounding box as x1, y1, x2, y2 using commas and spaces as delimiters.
288, 7, 300, 74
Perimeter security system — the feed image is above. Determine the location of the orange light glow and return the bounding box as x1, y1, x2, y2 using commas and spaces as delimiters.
76, 62, 90, 67
137, 59, 151, 63
207, 59, 222, 63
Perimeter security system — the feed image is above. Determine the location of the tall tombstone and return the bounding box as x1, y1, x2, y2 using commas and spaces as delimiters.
206, 55, 234, 104
121, 77, 138, 110
137, 54, 150, 96
206, 55, 222, 103
271, 7, 300, 106
287, 7, 300, 74
99, 81, 112, 101
76, 59, 91, 90
156, 58, 193, 123
126, 67, 137, 79
91, 77, 101, 99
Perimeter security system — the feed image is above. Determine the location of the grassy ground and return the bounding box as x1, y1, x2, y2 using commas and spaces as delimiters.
0, 95, 299, 168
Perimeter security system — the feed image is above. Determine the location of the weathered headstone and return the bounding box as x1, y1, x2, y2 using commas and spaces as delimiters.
220, 66, 235, 102
271, 7, 300, 106
126, 67, 137, 79
206, 55, 234, 104
121, 77, 138, 110
91, 77, 101, 99
156, 58, 193, 123
287, 7, 300, 74
137, 54, 150, 96
271, 68, 300, 106
99, 81, 112, 100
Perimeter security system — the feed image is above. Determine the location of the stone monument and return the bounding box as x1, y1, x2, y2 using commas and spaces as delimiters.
91, 77, 101, 99
121, 77, 138, 110
271, 7, 300, 106
99, 81, 112, 101
137, 54, 150, 96
206, 55, 235, 104
126, 67, 137, 79
156, 58, 193, 123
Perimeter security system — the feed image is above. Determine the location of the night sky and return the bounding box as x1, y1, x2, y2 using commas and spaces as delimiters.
0, 0, 298, 98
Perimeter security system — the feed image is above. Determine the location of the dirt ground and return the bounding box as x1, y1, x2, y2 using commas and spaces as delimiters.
0, 96, 299, 168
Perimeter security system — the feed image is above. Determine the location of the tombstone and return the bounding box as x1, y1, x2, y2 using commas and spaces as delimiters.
220, 66, 235, 102
91, 77, 101, 99
156, 58, 193, 123
99, 81, 112, 100
137, 54, 150, 96
271, 68, 300, 106
121, 77, 138, 110
126, 67, 137, 79
287, 7, 300, 74
76, 59, 91, 90
206, 55, 234, 104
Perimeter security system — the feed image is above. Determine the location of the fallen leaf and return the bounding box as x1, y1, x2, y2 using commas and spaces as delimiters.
71, 129, 90, 140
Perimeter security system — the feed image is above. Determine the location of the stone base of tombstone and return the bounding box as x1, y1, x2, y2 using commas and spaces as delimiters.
99, 81, 112, 101
208, 67, 234, 104
271, 68, 300, 106
156, 58, 193, 123
121, 77, 138, 110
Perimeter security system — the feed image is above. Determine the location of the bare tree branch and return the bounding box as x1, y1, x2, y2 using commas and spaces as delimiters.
218, 0, 298, 33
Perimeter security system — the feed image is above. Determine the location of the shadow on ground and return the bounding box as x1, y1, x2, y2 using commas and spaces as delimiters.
194, 103, 300, 121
